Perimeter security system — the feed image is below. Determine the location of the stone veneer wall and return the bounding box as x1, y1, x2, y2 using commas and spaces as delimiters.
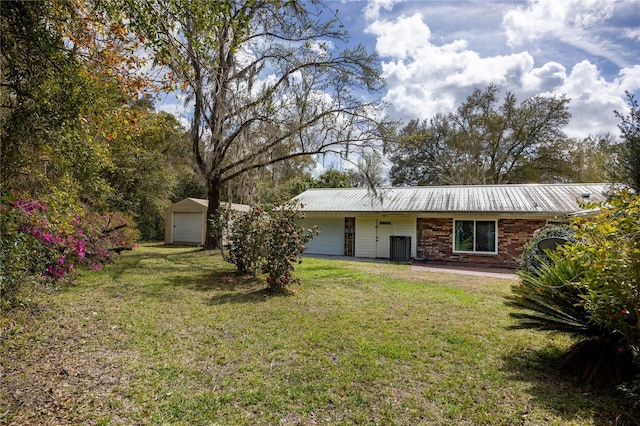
416, 217, 547, 268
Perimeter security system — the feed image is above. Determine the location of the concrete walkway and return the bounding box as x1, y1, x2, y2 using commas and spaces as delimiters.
304, 254, 518, 280
411, 264, 518, 280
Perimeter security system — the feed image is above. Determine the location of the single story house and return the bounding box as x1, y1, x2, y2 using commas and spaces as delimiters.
165, 198, 250, 245
294, 183, 612, 268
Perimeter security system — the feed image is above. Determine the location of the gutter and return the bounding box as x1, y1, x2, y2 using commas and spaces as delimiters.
565, 208, 602, 219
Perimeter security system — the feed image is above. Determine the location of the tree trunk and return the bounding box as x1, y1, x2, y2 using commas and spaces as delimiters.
203, 178, 222, 250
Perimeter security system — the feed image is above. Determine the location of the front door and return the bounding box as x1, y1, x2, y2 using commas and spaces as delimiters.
376, 219, 393, 258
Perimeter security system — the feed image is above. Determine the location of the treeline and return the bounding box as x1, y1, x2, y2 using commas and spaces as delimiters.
228, 152, 385, 206
1, 1, 203, 242
4, 1, 638, 246
387, 84, 638, 188
1, 1, 205, 302
0, 0, 381, 300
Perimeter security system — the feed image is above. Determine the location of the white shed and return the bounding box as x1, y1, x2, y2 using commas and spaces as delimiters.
165, 198, 250, 245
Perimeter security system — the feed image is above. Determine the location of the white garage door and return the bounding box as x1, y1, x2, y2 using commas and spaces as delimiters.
173, 212, 204, 244
304, 217, 344, 255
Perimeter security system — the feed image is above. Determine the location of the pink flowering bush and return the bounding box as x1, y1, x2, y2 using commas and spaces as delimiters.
1, 194, 138, 303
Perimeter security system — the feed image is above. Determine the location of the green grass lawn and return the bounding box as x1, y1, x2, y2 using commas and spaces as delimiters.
1, 244, 636, 425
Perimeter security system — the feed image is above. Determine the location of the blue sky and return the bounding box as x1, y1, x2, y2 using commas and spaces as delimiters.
157, 0, 640, 141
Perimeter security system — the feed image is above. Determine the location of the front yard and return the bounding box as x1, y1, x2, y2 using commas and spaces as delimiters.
1, 244, 635, 425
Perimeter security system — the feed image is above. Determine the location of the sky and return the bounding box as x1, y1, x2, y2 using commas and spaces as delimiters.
334, 0, 640, 138
157, 0, 640, 144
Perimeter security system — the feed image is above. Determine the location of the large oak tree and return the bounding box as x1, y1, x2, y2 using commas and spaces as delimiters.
389, 84, 573, 186
126, 0, 387, 248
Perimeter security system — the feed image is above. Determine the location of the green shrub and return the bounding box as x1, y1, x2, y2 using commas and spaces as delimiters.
509, 251, 594, 335
566, 191, 640, 354
212, 201, 318, 292
517, 223, 576, 275
226, 205, 270, 277
507, 190, 640, 388
262, 201, 318, 292
508, 250, 634, 385
0, 201, 47, 304
566, 191, 640, 399
619, 377, 640, 410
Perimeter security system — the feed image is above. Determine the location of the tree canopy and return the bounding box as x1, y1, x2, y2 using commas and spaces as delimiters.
1, 0, 194, 240
567, 133, 624, 184
388, 84, 573, 186
615, 92, 640, 192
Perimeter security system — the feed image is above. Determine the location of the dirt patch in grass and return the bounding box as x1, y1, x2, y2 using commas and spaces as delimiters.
1, 298, 143, 425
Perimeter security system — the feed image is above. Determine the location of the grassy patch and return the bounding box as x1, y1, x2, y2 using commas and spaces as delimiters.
1, 244, 635, 425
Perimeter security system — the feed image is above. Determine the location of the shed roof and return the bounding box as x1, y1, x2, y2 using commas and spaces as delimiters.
169, 198, 250, 212
293, 184, 613, 215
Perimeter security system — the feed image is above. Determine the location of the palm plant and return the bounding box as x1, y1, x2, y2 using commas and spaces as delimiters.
508, 251, 593, 334
506, 247, 635, 385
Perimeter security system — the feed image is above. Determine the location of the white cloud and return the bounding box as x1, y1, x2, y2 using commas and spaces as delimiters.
503, 0, 625, 67
503, 0, 614, 46
366, 13, 430, 59
618, 65, 640, 92
521, 62, 567, 93
363, 0, 403, 21
367, 13, 535, 120
546, 62, 640, 137
364, 7, 640, 139
626, 28, 640, 42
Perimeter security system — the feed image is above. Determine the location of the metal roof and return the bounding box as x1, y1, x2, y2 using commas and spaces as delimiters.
293, 184, 614, 215
182, 198, 250, 212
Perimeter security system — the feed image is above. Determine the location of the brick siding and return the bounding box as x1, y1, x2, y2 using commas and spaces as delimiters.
416, 217, 547, 269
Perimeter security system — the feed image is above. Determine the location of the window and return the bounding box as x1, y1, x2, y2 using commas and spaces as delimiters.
454, 220, 496, 253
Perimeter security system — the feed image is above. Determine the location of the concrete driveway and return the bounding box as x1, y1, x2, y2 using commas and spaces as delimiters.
304, 254, 518, 280
411, 264, 518, 280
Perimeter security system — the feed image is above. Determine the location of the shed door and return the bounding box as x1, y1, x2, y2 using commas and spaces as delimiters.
173, 212, 204, 244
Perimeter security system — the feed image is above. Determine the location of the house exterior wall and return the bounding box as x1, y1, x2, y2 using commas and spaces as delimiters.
416, 217, 546, 268
303, 212, 547, 267
355, 215, 416, 259
498, 218, 548, 265
391, 216, 417, 258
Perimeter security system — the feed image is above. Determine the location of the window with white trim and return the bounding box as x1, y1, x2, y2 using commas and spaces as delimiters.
453, 220, 497, 253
